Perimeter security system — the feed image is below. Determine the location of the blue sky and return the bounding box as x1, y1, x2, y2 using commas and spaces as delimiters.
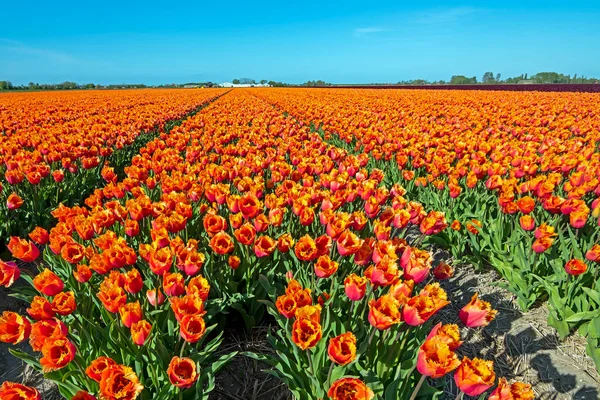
1, 1, 599, 85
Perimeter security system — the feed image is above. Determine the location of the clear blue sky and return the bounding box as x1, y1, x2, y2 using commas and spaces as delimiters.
1, 1, 599, 85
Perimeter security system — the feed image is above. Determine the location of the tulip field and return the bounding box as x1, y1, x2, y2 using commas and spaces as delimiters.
1, 88, 599, 400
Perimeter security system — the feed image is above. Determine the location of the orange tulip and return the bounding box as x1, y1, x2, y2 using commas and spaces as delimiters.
7, 237, 40, 262
314, 254, 339, 278
7, 192, 23, 209
72, 390, 97, 400
328, 378, 374, 400
0, 260, 20, 288
148, 247, 172, 275
146, 288, 165, 306
295, 305, 321, 324
228, 255, 241, 269
519, 215, 536, 231
40, 336, 76, 371
277, 233, 295, 253
51, 291, 77, 316
254, 235, 277, 257
186, 275, 210, 301
433, 262, 454, 280
27, 296, 55, 321
336, 229, 364, 256
489, 378, 534, 400
234, 223, 256, 245
179, 314, 206, 343
119, 301, 143, 328
368, 294, 401, 330
163, 272, 185, 297
167, 356, 198, 389
99, 364, 144, 400
564, 258, 587, 275
30, 318, 68, 352
0, 382, 41, 400
328, 332, 357, 365
403, 292, 449, 326
29, 227, 49, 245
86, 356, 118, 382
276, 293, 297, 318
123, 268, 143, 294
209, 231, 235, 255
294, 234, 318, 261
0, 311, 31, 344
586, 244, 600, 262
130, 320, 151, 346
454, 357, 496, 397
344, 273, 367, 301
291, 317, 322, 350
417, 335, 461, 378
459, 293, 497, 328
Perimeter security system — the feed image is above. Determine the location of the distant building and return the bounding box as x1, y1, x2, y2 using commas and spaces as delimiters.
219, 82, 270, 88
183, 85, 200, 88
518, 80, 535, 84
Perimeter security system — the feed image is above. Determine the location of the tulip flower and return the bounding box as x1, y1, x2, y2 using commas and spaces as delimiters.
328, 332, 357, 365
86, 356, 118, 382
168, 356, 198, 389
291, 317, 322, 350
344, 273, 367, 301
368, 294, 401, 330
564, 259, 587, 276
0, 260, 20, 288
328, 378, 374, 400
488, 378, 535, 400
99, 365, 143, 400
0, 382, 41, 400
454, 357, 496, 397
459, 293, 498, 328
586, 244, 600, 262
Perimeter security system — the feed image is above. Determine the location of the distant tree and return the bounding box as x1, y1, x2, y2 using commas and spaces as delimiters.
232, 79, 240, 84
524, 73, 528, 80
482, 72, 495, 83
495, 73, 501, 82
239, 78, 255, 84
450, 75, 477, 84
260, 79, 267, 85
0, 81, 13, 90
303, 80, 330, 86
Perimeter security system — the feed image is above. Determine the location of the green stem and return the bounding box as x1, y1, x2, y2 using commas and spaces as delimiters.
326, 361, 335, 388
408, 374, 427, 400
179, 340, 187, 358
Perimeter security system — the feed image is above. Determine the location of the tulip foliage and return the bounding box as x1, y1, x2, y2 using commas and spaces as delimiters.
0, 87, 565, 400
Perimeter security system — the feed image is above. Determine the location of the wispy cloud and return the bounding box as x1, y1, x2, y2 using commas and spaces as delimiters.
0, 38, 79, 64
415, 7, 479, 25
354, 27, 386, 37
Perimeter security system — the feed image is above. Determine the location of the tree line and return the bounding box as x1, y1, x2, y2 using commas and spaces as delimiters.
399, 71, 599, 85
0, 81, 221, 91
1, 72, 598, 91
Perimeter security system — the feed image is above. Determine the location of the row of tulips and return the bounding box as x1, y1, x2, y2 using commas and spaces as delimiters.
252, 88, 600, 372
1, 89, 533, 399
0, 89, 227, 243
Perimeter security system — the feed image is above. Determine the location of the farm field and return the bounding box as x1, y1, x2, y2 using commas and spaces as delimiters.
1, 88, 599, 400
